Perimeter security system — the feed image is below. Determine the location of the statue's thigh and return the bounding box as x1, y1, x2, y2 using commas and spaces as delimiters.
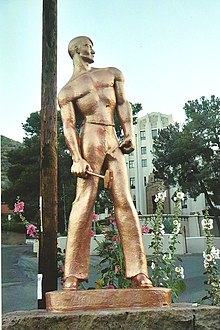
107, 150, 131, 197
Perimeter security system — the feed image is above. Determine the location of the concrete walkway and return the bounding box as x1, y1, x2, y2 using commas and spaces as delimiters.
2, 245, 219, 313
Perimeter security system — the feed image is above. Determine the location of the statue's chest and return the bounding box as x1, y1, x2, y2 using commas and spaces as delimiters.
74, 71, 114, 98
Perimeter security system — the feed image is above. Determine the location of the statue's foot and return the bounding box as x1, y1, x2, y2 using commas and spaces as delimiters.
131, 273, 153, 289
63, 276, 79, 290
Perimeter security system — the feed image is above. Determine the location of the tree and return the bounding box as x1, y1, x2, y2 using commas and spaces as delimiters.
2, 115, 41, 224
2, 111, 75, 232
153, 96, 220, 230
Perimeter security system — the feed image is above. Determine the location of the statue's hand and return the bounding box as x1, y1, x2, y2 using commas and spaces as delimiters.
119, 136, 135, 154
71, 159, 93, 178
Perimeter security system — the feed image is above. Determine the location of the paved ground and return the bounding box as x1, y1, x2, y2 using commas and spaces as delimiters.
2, 244, 219, 313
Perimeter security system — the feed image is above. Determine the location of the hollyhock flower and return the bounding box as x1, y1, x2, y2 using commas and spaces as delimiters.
91, 230, 95, 237
112, 235, 120, 243
162, 253, 171, 260
176, 192, 185, 200
107, 284, 116, 289
205, 254, 213, 262
92, 214, 99, 221
103, 227, 110, 234
173, 223, 181, 234
175, 266, 184, 278
14, 201, 25, 213
115, 265, 119, 273
204, 261, 209, 269
201, 218, 214, 230
142, 225, 150, 234
26, 224, 38, 238
110, 217, 116, 226
151, 262, 155, 270
211, 246, 220, 259
154, 191, 166, 203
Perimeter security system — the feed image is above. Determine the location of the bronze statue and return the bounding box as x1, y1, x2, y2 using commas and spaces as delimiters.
58, 36, 153, 290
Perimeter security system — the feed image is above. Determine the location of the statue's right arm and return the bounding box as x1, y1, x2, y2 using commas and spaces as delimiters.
58, 93, 92, 177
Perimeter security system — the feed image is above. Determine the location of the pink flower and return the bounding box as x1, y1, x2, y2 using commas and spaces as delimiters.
107, 284, 116, 289
142, 225, 150, 234
110, 217, 116, 226
115, 265, 119, 273
103, 227, 110, 234
92, 214, 99, 221
112, 235, 120, 243
26, 224, 38, 238
91, 230, 95, 237
14, 201, 25, 213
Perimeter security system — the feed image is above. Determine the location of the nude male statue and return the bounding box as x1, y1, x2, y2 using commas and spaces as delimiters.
58, 36, 153, 290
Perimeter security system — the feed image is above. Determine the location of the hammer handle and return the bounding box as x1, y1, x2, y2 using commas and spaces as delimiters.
86, 170, 104, 179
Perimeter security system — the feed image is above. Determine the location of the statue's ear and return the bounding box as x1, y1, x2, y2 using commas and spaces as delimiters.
75, 46, 80, 54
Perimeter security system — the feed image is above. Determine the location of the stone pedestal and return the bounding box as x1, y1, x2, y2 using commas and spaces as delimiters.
2, 304, 220, 329
46, 288, 171, 312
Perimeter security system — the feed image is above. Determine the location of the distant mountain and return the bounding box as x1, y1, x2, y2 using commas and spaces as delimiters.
1, 135, 21, 191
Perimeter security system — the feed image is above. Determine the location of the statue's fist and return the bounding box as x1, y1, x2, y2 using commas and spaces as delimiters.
71, 159, 93, 178
119, 137, 135, 154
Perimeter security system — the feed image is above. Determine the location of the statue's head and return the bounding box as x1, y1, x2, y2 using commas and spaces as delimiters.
68, 36, 95, 63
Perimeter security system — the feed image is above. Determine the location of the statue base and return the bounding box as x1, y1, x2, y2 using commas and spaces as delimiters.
46, 287, 171, 312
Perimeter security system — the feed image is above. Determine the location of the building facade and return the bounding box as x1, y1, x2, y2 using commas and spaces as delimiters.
125, 112, 206, 215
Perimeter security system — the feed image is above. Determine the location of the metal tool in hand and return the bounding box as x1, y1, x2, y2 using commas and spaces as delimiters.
86, 169, 113, 189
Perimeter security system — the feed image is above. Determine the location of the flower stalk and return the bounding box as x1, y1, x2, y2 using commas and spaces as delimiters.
202, 209, 220, 306
14, 196, 38, 238
149, 187, 186, 299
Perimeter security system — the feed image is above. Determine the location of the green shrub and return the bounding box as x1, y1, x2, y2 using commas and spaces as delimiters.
1, 220, 26, 233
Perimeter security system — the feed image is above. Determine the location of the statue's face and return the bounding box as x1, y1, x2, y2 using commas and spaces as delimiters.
78, 38, 95, 64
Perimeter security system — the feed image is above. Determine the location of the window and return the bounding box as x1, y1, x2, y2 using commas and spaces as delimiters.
152, 129, 158, 138
140, 130, 146, 140
130, 177, 135, 188
141, 146, 146, 155
142, 159, 147, 167
144, 176, 147, 186
129, 160, 134, 168
129, 151, 135, 156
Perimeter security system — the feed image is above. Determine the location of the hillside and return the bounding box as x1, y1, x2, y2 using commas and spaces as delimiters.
1, 135, 21, 191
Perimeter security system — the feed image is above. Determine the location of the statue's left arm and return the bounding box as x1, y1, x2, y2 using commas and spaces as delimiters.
113, 68, 135, 154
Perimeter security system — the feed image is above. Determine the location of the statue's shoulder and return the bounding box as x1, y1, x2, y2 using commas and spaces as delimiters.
107, 67, 124, 82
58, 81, 74, 107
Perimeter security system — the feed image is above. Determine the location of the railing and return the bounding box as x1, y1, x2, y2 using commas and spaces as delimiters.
139, 214, 189, 233
92, 214, 218, 237
92, 214, 190, 235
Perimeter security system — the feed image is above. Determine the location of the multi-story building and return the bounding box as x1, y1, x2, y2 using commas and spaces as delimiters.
125, 112, 206, 215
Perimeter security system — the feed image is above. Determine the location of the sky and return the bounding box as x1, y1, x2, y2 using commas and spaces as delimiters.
1, 0, 220, 142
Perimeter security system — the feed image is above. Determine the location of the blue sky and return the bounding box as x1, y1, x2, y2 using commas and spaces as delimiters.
1, 0, 220, 142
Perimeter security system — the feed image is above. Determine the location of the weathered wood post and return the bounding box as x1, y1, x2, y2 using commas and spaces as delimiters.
38, 0, 58, 309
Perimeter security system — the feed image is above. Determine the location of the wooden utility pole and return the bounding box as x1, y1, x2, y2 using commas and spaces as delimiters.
38, 0, 58, 309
